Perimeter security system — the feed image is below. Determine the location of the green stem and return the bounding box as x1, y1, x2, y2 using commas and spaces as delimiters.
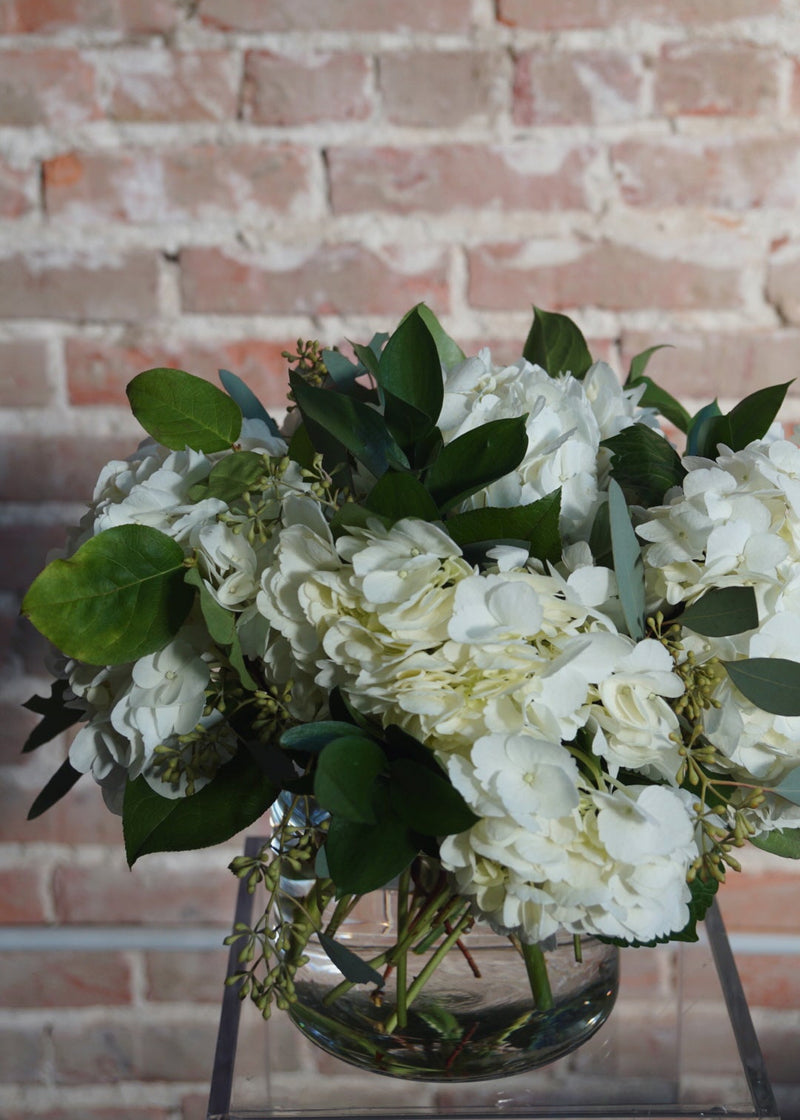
383, 908, 473, 1035
395, 870, 411, 1029
520, 940, 554, 1011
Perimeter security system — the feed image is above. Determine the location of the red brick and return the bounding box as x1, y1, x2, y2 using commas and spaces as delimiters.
611, 136, 800, 210
329, 144, 595, 214
654, 43, 779, 117
180, 243, 449, 317
0, 866, 48, 922
1, 769, 126, 845
0, 703, 50, 767
199, 0, 471, 32
3, 1110, 170, 1120
106, 49, 238, 123
0, 522, 71, 592
0, 155, 35, 218
513, 49, 642, 126
0, 434, 129, 502
52, 860, 238, 924
65, 336, 293, 412
243, 51, 372, 126
0, 1025, 45, 1083
0, 49, 100, 128
619, 328, 800, 406
766, 245, 800, 325
52, 1016, 220, 1083
44, 145, 313, 224
0, 339, 50, 405
379, 51, 499, 128
736, 955, 800, 1011
0, 950, 132, 1007
0, 250, 160, 322
467, 241, 742, 314
498, 0, 779, 29
720, 866, 800, 934
144, 948, 227, 1001
0, 610, 54, 680
0, 0, 178, 33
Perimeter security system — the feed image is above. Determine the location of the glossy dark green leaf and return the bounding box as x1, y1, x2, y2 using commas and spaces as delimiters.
603, 424, 687, 508
523, 306, 593, 380
723, 657, 800, 716
697, 382, 793, 458
27, 758, 83, 820
624, 348, 690, 433
365, 471, 440, 522
378, 306, 443, 429
350, 341, 381, 378
425, 416, 528, 513
218, 369, 280, 435
445, 490, 561, 564
290, 372, 409, 478
127, 368, 242, 452
389, 758, 479, 836
194, 451, 267, 505
22, 680, 82, 753
123, 751, 277, 866
314, 736, 388, 824
626, 344, 672, 385
322, 348, 361, 387
608, 479, 646, 641
317, 932, 385, 986
281, 721, 374, 753
686, 400, 722, 457
750, 826, 800, 859
415, 304, 466, 370
679, 586, 759, 638
329, 501, 390, 536
22, 525, 194, 666
325, 810, 418, 895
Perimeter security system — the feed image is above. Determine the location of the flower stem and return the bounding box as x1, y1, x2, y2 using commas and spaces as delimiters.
520, 940, 554, 1011
383, 908, 473, 1035
395, 869, 410, 1029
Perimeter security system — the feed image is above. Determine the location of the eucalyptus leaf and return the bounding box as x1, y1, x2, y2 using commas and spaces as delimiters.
317, 932, 385, 987
322, 348, 361, 387
197, 451, 267, 505
425, 416, 528, 513
750, 827, 800, 859
281, 721, 375, 753
218, 369, 280, 435
378, 306, 443, 429
389, 758, 479, 836
679, 586, 759, 638
22, 680, 82, 753
27, 759, 83, 820
325, 810, 417, 895
127, 368, 242, 452
445, 490, 561, 564
123, 750, 277, 866
723, 657, 800, 716
523, 306, 593, 380
22, 525, 194, 666
607, 479, 646, 641
365, 472, 440, 523
773, 770, 800, 807
314, 736, 388, 824
603, 425, 686, 507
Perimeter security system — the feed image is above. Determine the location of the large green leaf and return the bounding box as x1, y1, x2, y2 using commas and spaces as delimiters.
189, 450, 267, 505
123, 750, 277, 866
750, 827, 800, 859
686, 400, 722, 457
27, 759, 83, 820
22, 525, 194, 666
389, 759, 479, 836
624, 348, 691, 433
22, 680, 82, 753
415, 304, 466, 370
218, 369, 280, 435
379, 306, 443, 429
723, 657, 800, 716
317, 932, 385, 986
281, 721, 374, 753
603, 425, 686, 507
608, 479, 646, 641
425, 417, 528, 513
325, 809, 418, 895
445, 490, 561, 564
679, 586, 759, 638
365, 471, 440, 523
290, 372, 409, 478
523, 306, 593, 380
314, 736, 388, 824
127, 368, 242, 452
696, 382, 793, 458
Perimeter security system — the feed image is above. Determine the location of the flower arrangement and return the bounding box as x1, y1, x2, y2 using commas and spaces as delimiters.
21, 304, 800, 1052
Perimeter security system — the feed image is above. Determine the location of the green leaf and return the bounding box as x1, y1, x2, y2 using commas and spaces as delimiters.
22, 680, 82, 752
281, 721, 374, 754
608, 479, 646, 641
350, 341, 381, 378
325, 810, 418, 895
697, 382, 793, 458
415, 304, 466, 370
679, 586, 759, 638
625, 347, 691, 433
686, 400, 722, 457
27, 759, 83, 820
290, 372, 409, 478
21, 525, 195, 666
317, 932, 385, 987
127, 368, 242, 452
425, 417, 528, 513
365, 472, 440, 523
751, 827, 800, 859
522, 306, 593, 380
314, 736, 388, 824
123, 751, 277, 866
218, 369, 280, 436
773, 770, 800, 807
329, 501, 390, 536
190, 451, 267, 505
389, 759, 479, 836
185, 567, 236, 645
228, 634, 258, 691
445, 490, 562, 564
626, 344, 672, 385
723, 657, 800, 716
603, 425, 687, 507
378, 306, 443, 430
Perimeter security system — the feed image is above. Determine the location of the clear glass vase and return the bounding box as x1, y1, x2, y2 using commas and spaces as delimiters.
283, 887, 619, 1082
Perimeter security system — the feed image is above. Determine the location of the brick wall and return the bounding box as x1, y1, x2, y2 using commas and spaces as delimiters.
2, 2, 800, 1117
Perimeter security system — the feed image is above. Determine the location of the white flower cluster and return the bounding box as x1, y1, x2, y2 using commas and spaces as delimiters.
638, 438, 800, 782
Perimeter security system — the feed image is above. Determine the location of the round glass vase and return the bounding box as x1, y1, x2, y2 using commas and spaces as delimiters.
283, 887, 619, 1082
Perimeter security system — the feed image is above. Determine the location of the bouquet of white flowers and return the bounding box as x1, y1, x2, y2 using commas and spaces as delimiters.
21, 304, 800, 1068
